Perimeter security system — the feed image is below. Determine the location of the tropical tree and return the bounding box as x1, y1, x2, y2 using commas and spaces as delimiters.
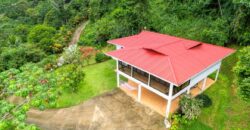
28, 24, 56, 53
57, 44, 85, 92
0, 64, 58, 129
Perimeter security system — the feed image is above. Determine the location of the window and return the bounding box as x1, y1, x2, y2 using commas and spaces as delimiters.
173, 80, 190, 94
118, 61, 131, 75
132, 67, 149, 83
133, 68, 148, 77
150, 75, 170, 87
150, 75, 170, 94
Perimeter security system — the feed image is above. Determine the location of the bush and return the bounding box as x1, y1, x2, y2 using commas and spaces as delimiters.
234, 46, 250, 101
196, 94, 212, 108
36, 55, 58, 70
179, 94, 203, 120
95, 52, 110, 63
170, 114, 189, 130
238, 77, 250, 101
79, 46, 96, 65
60, 45, 82, 65
56, 64, 85, 93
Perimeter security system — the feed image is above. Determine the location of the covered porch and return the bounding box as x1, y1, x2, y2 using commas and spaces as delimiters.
120, 78, 215, 116
117, 60, 220, 117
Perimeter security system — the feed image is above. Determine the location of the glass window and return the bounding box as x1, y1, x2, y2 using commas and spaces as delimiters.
149, 75, 170, 94
132, 67, 149, 83
118, 61, 131, 75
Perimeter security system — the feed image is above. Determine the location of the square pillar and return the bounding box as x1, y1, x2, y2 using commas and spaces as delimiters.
116, 60, 120, 87
215, 68, 220, 81
138, 84, 142, 102
166, 83, 173, 118
131, 66, 133, 76
148, 75, 151, 86
202, 77, 207, 91
117, 73, 120, 87
187, 87, 190, 94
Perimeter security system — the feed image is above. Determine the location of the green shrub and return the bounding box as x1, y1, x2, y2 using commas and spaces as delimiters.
180, 94, 203, 120
238, 77, 250, 101
196, 94, 212, 108
170, 114, 189, 130
56, 64, 85, 93
36, 55, 58, 70
95, 52, 110, 63
234, 46, 250, 101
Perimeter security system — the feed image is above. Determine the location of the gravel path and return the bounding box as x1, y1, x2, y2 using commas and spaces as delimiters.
27, 90, 165, 130
69, 21, 89, 45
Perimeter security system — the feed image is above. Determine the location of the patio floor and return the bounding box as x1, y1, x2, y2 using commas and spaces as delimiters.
120, 78, 215, 116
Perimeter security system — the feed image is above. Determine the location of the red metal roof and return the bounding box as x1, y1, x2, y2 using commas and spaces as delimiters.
106, 31, 235, 86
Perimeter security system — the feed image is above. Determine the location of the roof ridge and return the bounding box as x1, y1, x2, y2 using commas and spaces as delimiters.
143, 48, 167, 55
143, 40, 183, 56
155, 40, 182, 49
167, 57, 178, 84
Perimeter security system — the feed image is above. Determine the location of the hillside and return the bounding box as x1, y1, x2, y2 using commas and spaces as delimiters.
0, 0, 249, 130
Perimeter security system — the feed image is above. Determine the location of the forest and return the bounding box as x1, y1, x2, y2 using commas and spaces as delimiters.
0, 0, 249, 129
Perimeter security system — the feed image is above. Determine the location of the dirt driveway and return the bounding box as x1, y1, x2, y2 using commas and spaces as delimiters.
27, 89, 165, 130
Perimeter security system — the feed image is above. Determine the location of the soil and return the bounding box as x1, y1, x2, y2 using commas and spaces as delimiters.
27, 90, 166, 130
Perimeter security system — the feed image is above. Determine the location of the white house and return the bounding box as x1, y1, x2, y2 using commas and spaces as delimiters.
106, 31, 235, 119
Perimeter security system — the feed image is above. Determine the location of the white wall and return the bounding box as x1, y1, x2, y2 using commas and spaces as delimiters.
190, 61, 221, 85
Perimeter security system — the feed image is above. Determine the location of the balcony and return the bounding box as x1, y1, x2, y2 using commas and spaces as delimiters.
119, 66, 131, 76
118, 61, 170, 96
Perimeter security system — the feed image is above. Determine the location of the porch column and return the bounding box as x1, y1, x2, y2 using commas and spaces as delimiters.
215, 68, 220, 81
138, 84, 142, 102
131, 66, 133, 76
202, 77, 207, 91
148, 74, 151, 86
116, 60, 120, 87
187, 87, 190, 94
166, 83, 173, 118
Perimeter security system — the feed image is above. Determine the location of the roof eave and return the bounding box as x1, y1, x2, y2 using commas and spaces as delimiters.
107, 40, 124, 47
105, 52, 179, 86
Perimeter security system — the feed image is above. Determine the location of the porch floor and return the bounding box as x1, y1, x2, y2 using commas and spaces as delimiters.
120, 78, 215, 116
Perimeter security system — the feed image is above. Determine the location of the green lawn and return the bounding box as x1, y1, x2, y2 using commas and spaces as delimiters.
56, 60, 116, 108
180, 46, 250, 130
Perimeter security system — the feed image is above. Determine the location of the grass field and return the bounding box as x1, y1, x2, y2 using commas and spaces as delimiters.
56, 60, 116, 108
180, 46, 250, 130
